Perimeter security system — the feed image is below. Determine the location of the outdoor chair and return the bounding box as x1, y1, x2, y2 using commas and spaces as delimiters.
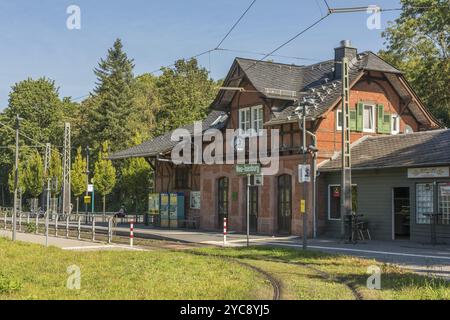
357, 221, 371, 241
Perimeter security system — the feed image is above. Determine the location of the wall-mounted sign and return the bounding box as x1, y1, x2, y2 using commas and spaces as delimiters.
190, 191, 201, 209
298, 164, 311, 183
407, 167, 449, 179
300, 200, 305, 213
236, 164, 261, 175
253, 174, 264, 186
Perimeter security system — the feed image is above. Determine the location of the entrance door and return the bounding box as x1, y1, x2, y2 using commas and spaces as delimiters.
393, 187, 410, 240
277, 174, 292, 234
249, 186, 258, 232
218, 177, 229, 228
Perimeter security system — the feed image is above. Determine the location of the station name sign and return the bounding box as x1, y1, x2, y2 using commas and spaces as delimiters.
235, 164, 261, 175
407, 167, 450, 179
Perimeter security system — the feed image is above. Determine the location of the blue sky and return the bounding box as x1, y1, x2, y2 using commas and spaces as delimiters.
0, 0, 401, 108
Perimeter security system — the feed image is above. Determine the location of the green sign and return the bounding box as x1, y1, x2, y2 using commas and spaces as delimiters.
235, 164, 261, 175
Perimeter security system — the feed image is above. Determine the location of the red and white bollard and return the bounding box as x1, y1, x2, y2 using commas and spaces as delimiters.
130, 220, 134, 247
223, 217, 227, 246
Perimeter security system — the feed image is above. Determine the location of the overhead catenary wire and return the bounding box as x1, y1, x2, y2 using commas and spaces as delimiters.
216, 48, 321, 62
243, 12, 332, 73
0, 120, 63, 156
215, 0, 257, 49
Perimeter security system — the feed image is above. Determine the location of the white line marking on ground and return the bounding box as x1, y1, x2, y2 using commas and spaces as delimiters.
267, 243, 450, 260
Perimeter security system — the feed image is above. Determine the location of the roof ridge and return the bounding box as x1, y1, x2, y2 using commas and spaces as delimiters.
235, 57, 305, 69
365, 128, 449, 141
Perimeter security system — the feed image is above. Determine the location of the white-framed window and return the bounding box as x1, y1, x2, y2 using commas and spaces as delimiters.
239, 105, 263, 136
336, 110, 343, 131
416, 183, 433, 224
328, 184, 358, 221
438, 183, 450, 225
239, 108, 251, 136
363, 104, 375, 132
391, 114, 400, 135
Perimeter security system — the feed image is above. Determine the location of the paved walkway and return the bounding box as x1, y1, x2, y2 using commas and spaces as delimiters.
0, 230, 143, 251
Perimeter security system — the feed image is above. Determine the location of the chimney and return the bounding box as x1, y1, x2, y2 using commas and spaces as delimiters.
334, 40, 357, 79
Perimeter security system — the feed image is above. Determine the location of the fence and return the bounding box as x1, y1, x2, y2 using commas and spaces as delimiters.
0, 210, 141, 245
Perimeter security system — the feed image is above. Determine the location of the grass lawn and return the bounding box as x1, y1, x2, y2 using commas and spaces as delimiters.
0, 238, 271, 300
193, 247, 450, 300
0, 237, 448, 300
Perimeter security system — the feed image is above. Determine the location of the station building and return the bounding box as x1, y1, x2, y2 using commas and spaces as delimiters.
110, 41, 449, 243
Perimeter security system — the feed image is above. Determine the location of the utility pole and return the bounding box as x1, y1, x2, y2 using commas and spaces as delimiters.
340, 57, 352, 237
44, 143, 51, 247
301, 100, 308, 250
62, 123, 71, 215
246, 174, 250, 247
85, 145, 90, 223
44, 143, 51, 211
12, 115, 21, 241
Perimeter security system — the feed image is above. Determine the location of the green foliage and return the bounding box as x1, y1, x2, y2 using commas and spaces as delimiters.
120, 133, 152, 213
23, 150, 44, 198
49, 148, 62, 196
154, 58, 219, 135
71, 146, 87, 197
379, 0, 450, 126
4, 77, 67, 147
129, 73, 160, 140
93, 141, 116, 197
8, 163, 26, 195
88, 39, 136, 152
24, 222, 37, 234
0, 273, 22, 293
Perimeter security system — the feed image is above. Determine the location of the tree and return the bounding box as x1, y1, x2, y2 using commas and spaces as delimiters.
88, 39, 135, 152
129, 73, 161, 140
49, 149, 63, 197
0, 78, 74, 195
8, 164, 26, 195
71, 146, 86, 214
23, 150, 44, 199
154, 58, 219, 135
379, 0, 450, 126
93, 141, 116, 214
121, 133, 152, 214
4, 78, 67, 147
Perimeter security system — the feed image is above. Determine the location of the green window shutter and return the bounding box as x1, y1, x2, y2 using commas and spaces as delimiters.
383, 113, 392, 133
376, 104, 384, 133
356, 103, 364, 132
349, 110, 357, 131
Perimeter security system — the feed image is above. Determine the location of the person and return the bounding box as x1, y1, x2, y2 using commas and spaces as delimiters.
116, 204, 126, 218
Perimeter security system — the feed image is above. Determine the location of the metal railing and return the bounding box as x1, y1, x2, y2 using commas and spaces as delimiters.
0, 211, 137, 244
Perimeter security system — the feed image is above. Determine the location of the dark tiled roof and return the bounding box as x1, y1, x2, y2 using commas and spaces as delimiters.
263, 52, 402, 124
109, 111, 228, 160
319, 129, 450, 171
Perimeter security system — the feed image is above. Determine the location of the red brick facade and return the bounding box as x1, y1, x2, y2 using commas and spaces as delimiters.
152, 69, 437, 236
